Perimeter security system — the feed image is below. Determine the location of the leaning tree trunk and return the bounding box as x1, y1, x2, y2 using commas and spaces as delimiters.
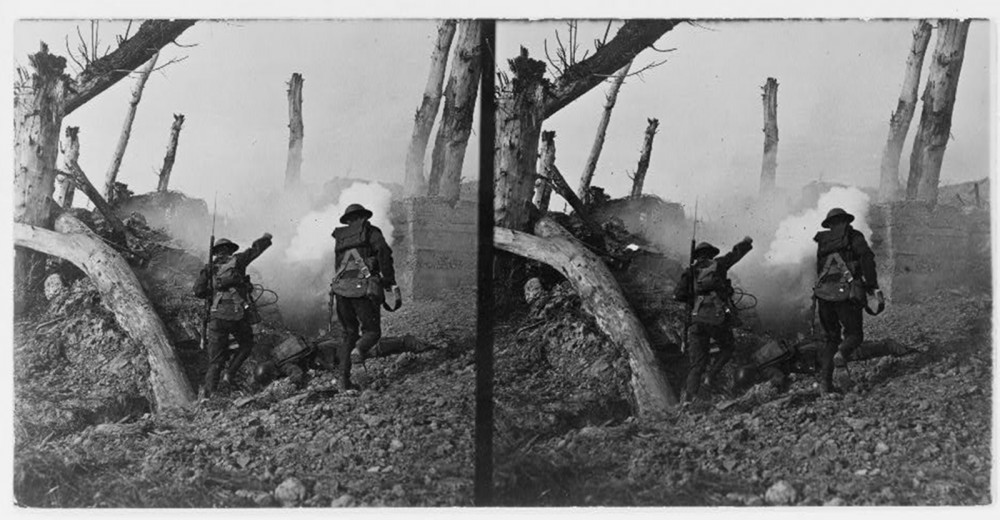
53, 126, 80, 208
494, 216, 677, 418
630, 118, 660, 198
879, 20, 933, 202
102, 52, 158, 202
759, 77, 779, 194
404, 20, 456, 196
533, 130, 556, 212
906, 19, 972, 205
157, 114, 185, 192
13, 43, 68, 315
284, 73, 304, 187
428, 20, 483, 202
578, 61, 631, 199
66, 159, 131, 241
14, 213, 196, 409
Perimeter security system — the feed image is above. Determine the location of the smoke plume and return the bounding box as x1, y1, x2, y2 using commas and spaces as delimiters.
285, 182, 395, 263
765, 186, 871, 266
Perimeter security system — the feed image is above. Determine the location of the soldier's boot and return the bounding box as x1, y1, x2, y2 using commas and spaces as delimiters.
818, 376, 841, 395
833, 351, 846, 368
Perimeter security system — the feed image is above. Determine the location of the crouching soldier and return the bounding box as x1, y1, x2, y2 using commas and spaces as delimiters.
735, 337, 914, 392
194, 233, 273, 397
329, 204, 396, 391
674, 237, 753, 402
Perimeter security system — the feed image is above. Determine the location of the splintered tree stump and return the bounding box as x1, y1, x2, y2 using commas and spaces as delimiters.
907, 19, 972, 205
284, 73, 304, 188
533, 130, 556, 212
759, 77, 779, 194
13, 213, 196, 409
428, 20, 483, 202
494, 216, 678, 418
630, 118, 659, 198
404, 20, 457, 197
54, 126, 81, 208
103, 52, 158, 201
579, 61, 631, 199
879, 20, 932, 202
13, 43, 68, 314
157, 114, 185, 192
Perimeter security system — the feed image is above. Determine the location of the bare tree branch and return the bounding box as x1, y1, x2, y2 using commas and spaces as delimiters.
65, 19, 196, 115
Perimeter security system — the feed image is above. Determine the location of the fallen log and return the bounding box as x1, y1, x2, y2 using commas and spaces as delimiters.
494, 216, 678, 418
13, 213, 196, 410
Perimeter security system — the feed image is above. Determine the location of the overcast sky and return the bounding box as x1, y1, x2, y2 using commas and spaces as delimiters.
15, 20, 480, 216
12, 19, 994, 219
499, 20, 993, 213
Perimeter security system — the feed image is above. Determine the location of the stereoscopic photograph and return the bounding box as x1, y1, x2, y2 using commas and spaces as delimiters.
7, 13, 996, 510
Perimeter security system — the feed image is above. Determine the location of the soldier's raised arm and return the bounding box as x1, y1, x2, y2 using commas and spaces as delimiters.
237, 232, 273, 269
717, 236, 753, 270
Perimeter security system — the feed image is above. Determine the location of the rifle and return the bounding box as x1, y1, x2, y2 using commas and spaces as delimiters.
681, 198, 698, 355
200, 193, 217, 350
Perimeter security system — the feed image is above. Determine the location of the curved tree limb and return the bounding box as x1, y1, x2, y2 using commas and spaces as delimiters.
494, 216, 678, 419
14, 213, 196, 410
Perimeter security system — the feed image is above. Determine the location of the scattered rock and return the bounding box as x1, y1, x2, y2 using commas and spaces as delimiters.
874, 442, 890, 456
392, 484, 405, 497
389, 439, 404, 452
274, 477, 307, 507
824, 497, 846, 506
765, 480, 797, 505
44, 274, 65, 300
331, 494, 356, 507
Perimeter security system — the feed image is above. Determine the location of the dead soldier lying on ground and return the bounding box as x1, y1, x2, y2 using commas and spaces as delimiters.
252, 333, 432, 390
734, 337, 917, 392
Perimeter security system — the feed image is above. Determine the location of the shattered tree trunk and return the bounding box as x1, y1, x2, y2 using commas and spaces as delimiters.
759, 77, 779, 194
578, 61, 631, 199
428, 20, 483, 202
102, 52, 158, 201
404, 20, 456, 196
14, 213, 196, 409
157, 114, 185, 192
630, 118, 659, 198
533, 130, 556, 212
879, 20, 933, 202
494, 216, 677, 417
13, 44, 68, 314
53, 126, 80, 208
284, 73, 304, 187
906, 19, 972, 205
495, 49, 547, 233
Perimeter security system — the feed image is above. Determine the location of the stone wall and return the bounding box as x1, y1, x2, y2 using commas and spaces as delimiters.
390, 197, 477, 300
868, 202, 991, 304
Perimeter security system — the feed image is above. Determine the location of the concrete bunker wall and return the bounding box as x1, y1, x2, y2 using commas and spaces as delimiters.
868, 202, 990, 304
390, 198, 477, 300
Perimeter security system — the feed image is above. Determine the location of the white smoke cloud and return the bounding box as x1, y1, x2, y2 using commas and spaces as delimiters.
764, 186, 871, 266
285, 181, 394, 263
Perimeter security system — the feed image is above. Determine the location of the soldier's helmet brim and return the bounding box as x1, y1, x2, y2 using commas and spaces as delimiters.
212, 239, 239, 254
821, 208, 855, 228
340, 204, 374, 224
693, 241, 720, 258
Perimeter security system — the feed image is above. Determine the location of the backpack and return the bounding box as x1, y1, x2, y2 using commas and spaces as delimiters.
753, 339, 794, 370
330, 222, 382, 299
691, 260, 731, 326
272, 335, 314, 367
813, 230, 864, 303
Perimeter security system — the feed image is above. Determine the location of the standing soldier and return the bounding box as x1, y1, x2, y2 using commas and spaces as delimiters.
329, 203, 396, 391
194, 232, 273, 397
812, 208, 881, 394
674, 236, 753, 402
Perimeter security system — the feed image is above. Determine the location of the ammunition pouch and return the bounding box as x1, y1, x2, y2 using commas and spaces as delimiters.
692, 292, 729, 326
